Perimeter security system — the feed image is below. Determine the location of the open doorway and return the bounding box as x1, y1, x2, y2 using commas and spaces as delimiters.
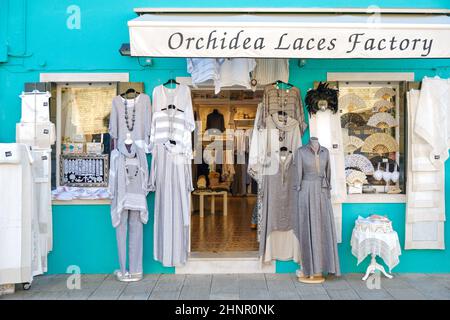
190, 88, 263, 254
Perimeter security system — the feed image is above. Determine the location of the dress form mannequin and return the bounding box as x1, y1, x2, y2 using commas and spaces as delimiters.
297, 136, 326, 284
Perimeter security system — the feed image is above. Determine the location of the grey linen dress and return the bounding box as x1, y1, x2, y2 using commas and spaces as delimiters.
294, 143, 341, 277
258, 114, 302, 263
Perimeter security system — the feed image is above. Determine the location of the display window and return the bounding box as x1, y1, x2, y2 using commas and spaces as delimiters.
338, 81, 405, 195
56, 83, 116, 187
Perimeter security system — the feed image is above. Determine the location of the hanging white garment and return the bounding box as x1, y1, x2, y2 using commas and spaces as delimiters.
414, 76, 450, 168
309, 109, 347, 243
405, 89, 446, 250
20, 91, 51, 123
31, 149, 53, 271
150, 84, 195, 267
251, 59, 289, 88
16, 122, 56, 149
217, 58, 256, 93
0, 143, 42, 286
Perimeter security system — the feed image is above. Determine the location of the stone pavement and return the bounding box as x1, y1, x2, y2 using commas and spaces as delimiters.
1, 273, 449, 300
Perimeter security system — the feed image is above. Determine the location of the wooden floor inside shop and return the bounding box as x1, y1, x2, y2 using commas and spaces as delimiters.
190, 195, 258, 252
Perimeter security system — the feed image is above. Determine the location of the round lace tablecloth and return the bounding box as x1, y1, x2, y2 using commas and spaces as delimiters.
350, 223, 402, 272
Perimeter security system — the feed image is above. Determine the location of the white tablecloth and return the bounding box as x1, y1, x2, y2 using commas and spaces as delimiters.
351, 218, 402, 272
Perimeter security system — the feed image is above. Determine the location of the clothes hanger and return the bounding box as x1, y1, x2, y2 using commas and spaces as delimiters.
271, 80, 294, 88
163, 78, 180, 86
120, 88, 140, 99
161, 104, 184, 113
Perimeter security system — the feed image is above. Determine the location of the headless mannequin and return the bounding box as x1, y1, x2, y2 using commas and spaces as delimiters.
297, 137, 326, 284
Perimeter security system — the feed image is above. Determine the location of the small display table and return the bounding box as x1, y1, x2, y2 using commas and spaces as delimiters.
191, 189, 228, 218
350, 215, 401, 281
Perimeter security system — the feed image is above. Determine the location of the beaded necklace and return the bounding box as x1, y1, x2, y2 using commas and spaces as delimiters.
123, 96, 137, 132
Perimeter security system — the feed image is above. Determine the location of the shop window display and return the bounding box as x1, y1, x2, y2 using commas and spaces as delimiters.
338, 82, 405, 194
58, 84, 116, 187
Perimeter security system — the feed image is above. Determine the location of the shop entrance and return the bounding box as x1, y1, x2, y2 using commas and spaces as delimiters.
189, 88, 263, 254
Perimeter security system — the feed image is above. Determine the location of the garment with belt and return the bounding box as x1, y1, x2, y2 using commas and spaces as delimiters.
294, 143, 341, 277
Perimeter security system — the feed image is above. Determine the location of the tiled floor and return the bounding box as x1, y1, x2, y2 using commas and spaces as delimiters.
191, 196, 259, 252
1, 273, 449, 300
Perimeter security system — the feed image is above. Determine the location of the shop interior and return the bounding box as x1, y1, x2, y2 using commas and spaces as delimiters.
189, 88, 262, 253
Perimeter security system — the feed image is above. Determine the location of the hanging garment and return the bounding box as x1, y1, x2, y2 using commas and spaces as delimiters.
109, 93, 152, 152
109, 143, 150, 229
115, 210, 144, 276
206, 109, 226, 133
150, 84, 195, 267
31, 149, 53, 271
414, 76, 450, 168
405, 89, 445, 250
309, 110, 347, 243
217, 58, 256, 93
294, 142, 341, 277
259, 113, 302, 263
109, 142, 149, 278
16, 122, 56, 149
0, 143, 42, 286
20, 91, 51, 123
262, 85, 308, 134
251, 59, 289, 88
187, 58, 225, 93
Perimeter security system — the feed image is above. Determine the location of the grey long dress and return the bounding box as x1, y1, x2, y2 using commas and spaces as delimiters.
294, 143, 341, 277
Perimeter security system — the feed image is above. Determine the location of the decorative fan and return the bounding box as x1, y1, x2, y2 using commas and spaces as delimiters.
305, 82, 339, 115
345, 154, 375, 174
372, 100, 394, 112
345, 169, 368, 185
346, 136, 364, 153
339, 93, 367, 112
374, 87, 396, 100
361, 133, 399, 154
340, 112, 366, 129
367, 112, 397, 129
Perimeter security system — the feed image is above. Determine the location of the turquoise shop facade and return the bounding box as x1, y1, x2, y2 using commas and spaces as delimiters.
1, 0, 450, 274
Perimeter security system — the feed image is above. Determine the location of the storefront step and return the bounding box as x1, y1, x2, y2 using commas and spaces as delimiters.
176, 252, 275, 274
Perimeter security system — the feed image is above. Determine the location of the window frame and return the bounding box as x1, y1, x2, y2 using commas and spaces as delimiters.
39, 72, 129, 205
327, 72, 413, 204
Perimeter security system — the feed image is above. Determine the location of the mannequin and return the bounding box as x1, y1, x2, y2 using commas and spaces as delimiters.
109, 135, 149, 282
294, 137, 341, 283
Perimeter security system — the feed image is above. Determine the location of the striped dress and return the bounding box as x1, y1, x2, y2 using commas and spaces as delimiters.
150, 84, 195, 267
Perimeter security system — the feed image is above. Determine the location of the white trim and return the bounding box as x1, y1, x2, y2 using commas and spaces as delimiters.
327, 72, 414, 82
40, 73, 129, 83
134, 7, 450, 15
345, 194, 406, 203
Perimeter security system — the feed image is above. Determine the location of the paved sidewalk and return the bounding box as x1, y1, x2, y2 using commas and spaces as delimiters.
1, 273, 449, 300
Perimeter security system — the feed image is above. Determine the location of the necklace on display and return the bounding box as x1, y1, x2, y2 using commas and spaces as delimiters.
124, 97, 137, 132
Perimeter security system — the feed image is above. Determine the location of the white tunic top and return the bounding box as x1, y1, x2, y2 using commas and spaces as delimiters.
187, 58, 224, 91
217, 58, 256, 93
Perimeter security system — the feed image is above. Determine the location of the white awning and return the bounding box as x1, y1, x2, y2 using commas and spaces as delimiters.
128, 13, 450, 59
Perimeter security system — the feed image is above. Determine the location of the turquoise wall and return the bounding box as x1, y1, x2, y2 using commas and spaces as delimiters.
1, 0, 450, 274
